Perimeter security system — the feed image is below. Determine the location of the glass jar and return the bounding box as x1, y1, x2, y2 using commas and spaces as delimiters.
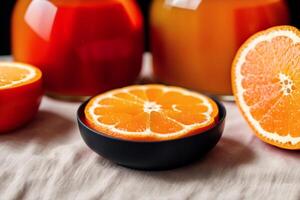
150, 0, 290, 98
12, 0, 144, 99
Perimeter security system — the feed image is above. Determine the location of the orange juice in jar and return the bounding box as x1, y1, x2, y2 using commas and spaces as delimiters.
150, 0, 290, 98
12, 0, 143, 99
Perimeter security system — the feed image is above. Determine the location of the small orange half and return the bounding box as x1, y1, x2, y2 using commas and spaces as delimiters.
0, 62, 41, 90
232, 26, 300, 150
0, 62, 43, 133
84, 85, 219, 141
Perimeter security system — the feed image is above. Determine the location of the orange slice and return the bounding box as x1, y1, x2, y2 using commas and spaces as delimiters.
84, 85, 219, 141
0, 62, 41, 90
0, 62, 43, 133
232, 26, 300, 150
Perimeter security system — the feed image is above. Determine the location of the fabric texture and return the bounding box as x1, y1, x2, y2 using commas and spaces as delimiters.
1, 55, 300, 200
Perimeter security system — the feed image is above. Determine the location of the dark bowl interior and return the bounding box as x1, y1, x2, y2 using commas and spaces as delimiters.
77, 98, 226, 170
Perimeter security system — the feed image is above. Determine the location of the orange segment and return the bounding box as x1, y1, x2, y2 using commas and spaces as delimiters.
128, 89, 148, 101
150, 111, 183, 134
145, 86, 164, 101
232, 25, 300, 150
115, 112, 149, 132
0, 62, 42, 89
163, 105, 212, 126
84, 85, 219, 141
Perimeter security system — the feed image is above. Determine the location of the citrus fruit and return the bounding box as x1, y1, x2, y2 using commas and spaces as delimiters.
84, 85, 219, 141
232, 26, 300, 150
0, 62, 43, 133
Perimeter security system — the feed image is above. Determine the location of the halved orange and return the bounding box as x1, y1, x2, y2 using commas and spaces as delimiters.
0, 62, 43, 133
0, 62, 41, 89
84, 85, 219, 141
232, 26, 300, 150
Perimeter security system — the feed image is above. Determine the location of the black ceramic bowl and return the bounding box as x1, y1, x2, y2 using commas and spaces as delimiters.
77, 98, 226, 170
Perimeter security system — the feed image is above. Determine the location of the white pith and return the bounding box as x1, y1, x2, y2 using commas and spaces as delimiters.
143, 101, 161, 113
235, 29, 300, 145
279, 73, 294, 96
0, 63, 37, 89
87, 85, 215, 139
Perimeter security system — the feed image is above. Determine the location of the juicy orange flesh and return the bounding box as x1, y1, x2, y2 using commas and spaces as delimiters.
85, 85, 219, 140
241, 35, 300, 137
0, 66, 30, 87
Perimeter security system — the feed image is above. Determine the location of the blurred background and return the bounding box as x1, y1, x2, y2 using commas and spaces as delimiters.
0, 0, 16, 55
0, 0, 299, 55
288, 0, 300, 27
0, 0, 152, 55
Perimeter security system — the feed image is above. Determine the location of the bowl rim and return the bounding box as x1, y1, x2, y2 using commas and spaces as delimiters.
77, 95, 226, 144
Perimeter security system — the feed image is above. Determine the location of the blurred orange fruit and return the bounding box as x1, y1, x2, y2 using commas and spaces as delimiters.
232, 26, 300, 150
0, 62, 43, 133
0, 62, 41, 89
85, 85, 219, 141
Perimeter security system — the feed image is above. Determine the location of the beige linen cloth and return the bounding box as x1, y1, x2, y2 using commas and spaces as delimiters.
1, 56, 300, 200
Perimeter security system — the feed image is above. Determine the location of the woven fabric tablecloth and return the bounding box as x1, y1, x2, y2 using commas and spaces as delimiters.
0, 55, 300, 200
